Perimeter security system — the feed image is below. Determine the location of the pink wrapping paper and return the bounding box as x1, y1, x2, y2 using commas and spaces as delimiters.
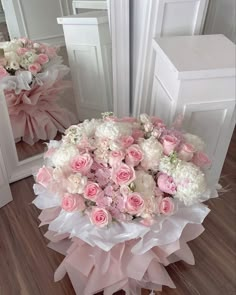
4, 79, 76, 145
42, 223, 204, 295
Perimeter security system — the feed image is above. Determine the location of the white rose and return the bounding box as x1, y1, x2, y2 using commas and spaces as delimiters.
9, 61, 20, 70
5, 51, 20, 64
51, 144, 78, 167
184, 133, 205, 151
134, 170, 156, 196
140, 113, 151, 124
139, 137, 163, 171
95, 121, 132, 140
67, 173, 87, 194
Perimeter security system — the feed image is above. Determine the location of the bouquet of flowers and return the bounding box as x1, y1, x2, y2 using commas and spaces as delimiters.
0, 37, 76, 144
33, 113, 218, 294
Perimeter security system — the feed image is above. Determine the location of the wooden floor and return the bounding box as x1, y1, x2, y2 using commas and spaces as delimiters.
0, 130, 235, 295
16, 133, 63, 161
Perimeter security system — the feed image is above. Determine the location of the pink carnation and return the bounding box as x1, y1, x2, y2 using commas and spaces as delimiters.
62, 193, 85, 212
111, 163, 135, 186
90, 207, 111, 227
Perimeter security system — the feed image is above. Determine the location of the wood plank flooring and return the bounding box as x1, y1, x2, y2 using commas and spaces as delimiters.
0, 130, 235, 295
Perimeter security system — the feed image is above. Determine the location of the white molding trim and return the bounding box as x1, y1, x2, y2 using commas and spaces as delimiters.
132, 0, 209, 117
2, 0, 69, 46
0, 89, 43, 183
110, 0, 130, 117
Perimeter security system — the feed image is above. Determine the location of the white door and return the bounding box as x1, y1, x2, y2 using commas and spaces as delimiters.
1, 0, 72, 45
0, 148, 12, 208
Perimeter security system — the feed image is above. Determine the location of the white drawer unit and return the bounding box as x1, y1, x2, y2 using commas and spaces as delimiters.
132, 0, 209, 116
151, 34, 236, 185
58, 11, 113, 121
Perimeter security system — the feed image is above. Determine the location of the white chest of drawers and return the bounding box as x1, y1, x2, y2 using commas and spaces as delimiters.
151, 34, 236, 185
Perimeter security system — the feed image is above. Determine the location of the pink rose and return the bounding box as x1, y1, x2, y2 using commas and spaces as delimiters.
119, 117, 137, 123
125, 144, 143, 166
37, 53, 49, 64
0, 66, 9, 79
192, 151, 211, 168
90, 207, 111, 227
36, 166, 53, 187
151, 116, 164, 127
28, 63, 41, 74
126, 193, 144, 215
70, 153, 93, 174
178, 143, 195, 161
162, 135, 179, 155
45, 46, 57, 58
19, 37, 29, 44
119, 135, 134, 148
109, 150, 125, 166
159, 197, 175, 215
16, 47, 28, 56
157, 173, 177, 195
61, 193, 86, 212
132, 129, 144, 141
84, 182, 101, 200
111, 163, 135, 186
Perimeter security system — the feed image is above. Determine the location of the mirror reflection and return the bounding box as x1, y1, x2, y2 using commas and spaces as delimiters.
0, 0, 112, 162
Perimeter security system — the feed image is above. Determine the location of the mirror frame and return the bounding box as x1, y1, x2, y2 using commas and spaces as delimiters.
0, 0, 130, 183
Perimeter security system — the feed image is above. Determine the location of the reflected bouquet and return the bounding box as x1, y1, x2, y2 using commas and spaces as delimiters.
0, 37, 75, 144
33, 113, 217, 294
0, 37, 59, 77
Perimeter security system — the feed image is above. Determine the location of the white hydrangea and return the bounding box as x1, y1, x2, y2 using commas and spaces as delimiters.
172, 161, 207, 206
139, 137, 163, 171
134, 170, 156, 196
5, 51, 20, 64
184, 133, 205, 151
51, 144, 78, 167
82, 119, 102, 137
159, 156, 180, 175
95, 121, 132, 140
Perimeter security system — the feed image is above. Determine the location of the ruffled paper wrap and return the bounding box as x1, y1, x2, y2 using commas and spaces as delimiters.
0, 65, 76, 145
33, 183, 216, 294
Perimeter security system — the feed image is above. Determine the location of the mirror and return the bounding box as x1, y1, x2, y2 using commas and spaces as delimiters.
0, 0, 115, 164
